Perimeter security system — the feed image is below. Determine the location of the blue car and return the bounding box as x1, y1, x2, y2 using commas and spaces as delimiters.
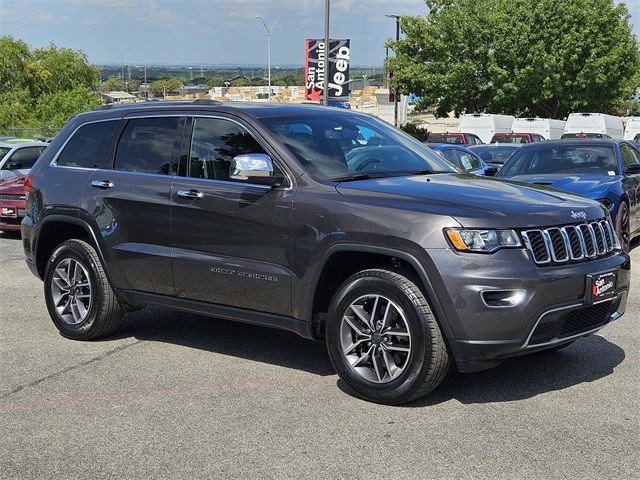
496, 139, 640, 251
426, 143, 495, 175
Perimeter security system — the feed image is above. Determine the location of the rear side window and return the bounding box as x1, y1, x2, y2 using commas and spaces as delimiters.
57, 121, 119, 168
5, 147, 44, 169
114, 117, 180, 174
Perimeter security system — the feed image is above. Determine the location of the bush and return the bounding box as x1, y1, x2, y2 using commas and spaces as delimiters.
400, 123, 429, 142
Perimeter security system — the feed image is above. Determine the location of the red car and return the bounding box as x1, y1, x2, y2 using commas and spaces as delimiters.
490, 132, 545, 143
426, 132, 483, 145
0, 176, 26, 233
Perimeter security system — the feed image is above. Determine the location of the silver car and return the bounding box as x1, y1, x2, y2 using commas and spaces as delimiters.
0, 140, 48, 180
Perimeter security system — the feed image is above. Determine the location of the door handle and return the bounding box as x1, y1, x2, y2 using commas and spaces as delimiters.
177, 189, 204, 200
91, 180, 114, 189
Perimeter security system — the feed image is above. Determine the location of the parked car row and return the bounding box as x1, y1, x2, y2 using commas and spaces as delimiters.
427, 112, 638, 146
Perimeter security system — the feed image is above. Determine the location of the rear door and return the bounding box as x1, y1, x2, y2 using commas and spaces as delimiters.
171, 114, 294, 316
83, 113, 185, 295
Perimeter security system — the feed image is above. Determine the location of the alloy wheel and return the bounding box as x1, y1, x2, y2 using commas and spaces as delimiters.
340, 294, 412, 383
50, 258, 92, 325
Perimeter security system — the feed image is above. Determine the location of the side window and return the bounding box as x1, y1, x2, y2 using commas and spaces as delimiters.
188, 117, 268, 183
438, 149, 461, 169
620, 144, 636, 168
114, 117, 180, 174
456, 151, 482, 170
57, 121, 119, 169
5, 147, 42, 169
626, 144, 640, 164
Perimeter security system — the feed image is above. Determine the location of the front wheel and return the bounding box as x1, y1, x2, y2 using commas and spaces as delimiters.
44, 239, 124, 340
325, 269, 450, 405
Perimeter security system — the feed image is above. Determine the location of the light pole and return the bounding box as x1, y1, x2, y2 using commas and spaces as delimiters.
385, 14, 401, 127
323, 0, 330, 106
255, 15, 281, 101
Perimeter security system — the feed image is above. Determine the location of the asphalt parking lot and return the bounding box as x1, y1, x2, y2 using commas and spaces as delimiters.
0, 232, 638, 479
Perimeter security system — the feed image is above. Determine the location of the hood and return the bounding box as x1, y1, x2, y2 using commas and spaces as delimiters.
502, 173, 619, 200
336, 173, 606, 229
0, 176, 26, 196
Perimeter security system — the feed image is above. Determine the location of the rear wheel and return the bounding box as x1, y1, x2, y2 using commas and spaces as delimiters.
44, 239, 123, 340
326, 269, 450, 405
615, 202, 630, 253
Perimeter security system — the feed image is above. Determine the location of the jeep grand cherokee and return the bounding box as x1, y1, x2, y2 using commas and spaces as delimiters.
22, 101, 630, 404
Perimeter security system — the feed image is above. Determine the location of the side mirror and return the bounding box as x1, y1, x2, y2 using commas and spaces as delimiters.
6, 162, 22, 170
484, 166, 498, 177
229, 153, 274, 182
624, 163, 640, 175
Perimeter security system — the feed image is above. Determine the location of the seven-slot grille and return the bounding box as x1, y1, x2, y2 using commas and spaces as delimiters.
521, 219, 617, 265
0, 193, 25, 201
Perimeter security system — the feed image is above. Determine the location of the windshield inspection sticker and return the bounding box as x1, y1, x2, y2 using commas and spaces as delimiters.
608, 171, 616, 176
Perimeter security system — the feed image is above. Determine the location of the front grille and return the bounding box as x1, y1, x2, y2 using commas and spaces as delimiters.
559, 301, 613, 336
522, 219, 617, 265
0, 193, 25, 201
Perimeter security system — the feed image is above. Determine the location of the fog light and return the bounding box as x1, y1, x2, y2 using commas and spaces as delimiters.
481, 289, 527, 308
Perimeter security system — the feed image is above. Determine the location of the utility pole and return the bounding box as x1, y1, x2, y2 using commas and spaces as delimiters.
255, 15, 281, 101
323, 0, 330, 106
385, 14, 401, 127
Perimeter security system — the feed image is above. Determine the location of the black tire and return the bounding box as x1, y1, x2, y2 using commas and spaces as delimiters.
325, 269, 450, 405
615, 201, 630, 253
44, 239, 124, 340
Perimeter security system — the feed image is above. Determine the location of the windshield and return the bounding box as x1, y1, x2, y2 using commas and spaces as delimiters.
0, 147, 11, 161
469, 145, 519, 164
492, 134, 530, 144
260, 113, 456, 181
498, 144, 620, 176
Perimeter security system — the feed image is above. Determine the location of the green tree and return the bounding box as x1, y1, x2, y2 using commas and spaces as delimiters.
388, 0, 640, 118
100, 76, 140, 93
207, 76, 225, 88
0, 36, 102, 132
150, 77, 182, 95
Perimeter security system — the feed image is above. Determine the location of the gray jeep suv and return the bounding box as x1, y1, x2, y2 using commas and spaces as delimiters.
22, 101, 630, 404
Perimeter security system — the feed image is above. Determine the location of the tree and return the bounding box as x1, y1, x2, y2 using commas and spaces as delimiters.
149, 77, 182, 95
0, 36, 101, 132
100, 76, 140, 93
207, 76, 225, 88
388, 0, 640, 118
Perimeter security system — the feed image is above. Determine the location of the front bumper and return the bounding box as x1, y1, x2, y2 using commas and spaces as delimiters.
425, 247, 631, 372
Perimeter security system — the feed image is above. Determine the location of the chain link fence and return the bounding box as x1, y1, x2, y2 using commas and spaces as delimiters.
0, 127, 60, 140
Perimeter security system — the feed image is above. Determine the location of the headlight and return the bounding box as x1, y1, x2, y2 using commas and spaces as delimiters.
445, 228, 522, 253
597, 198, 613, 211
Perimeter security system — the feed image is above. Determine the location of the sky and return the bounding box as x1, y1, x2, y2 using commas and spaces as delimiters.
1, 0, 640, 67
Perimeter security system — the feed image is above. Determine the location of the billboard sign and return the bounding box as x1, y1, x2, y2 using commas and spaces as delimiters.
304, 39, 351, 101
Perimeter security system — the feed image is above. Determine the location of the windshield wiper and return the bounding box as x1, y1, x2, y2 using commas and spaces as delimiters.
330, 173, 374, 182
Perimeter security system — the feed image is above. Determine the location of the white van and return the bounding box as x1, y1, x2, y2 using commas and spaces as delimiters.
563, 113, 624, 139
511, 118, 566, 140
623, 116, 640, 141
458, 113, 515, 144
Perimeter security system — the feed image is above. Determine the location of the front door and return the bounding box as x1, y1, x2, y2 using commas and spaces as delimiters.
171, 115, 294, 316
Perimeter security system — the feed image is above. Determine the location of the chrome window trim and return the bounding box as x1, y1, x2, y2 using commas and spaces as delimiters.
49, 118, 121, 168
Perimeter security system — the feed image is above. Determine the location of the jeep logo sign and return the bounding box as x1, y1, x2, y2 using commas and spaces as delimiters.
304, 38, 351, 101
571, 210, 587, 220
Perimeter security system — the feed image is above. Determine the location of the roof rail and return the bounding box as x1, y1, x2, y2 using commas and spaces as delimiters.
95, 99, 222, 111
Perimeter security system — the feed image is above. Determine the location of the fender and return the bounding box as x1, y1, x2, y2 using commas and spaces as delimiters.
34, 214, 116, 289
307, 243, 456, 343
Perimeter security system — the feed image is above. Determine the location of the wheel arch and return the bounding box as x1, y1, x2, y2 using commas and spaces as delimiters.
308, 244, 455, 342
34, 215, 110, 283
